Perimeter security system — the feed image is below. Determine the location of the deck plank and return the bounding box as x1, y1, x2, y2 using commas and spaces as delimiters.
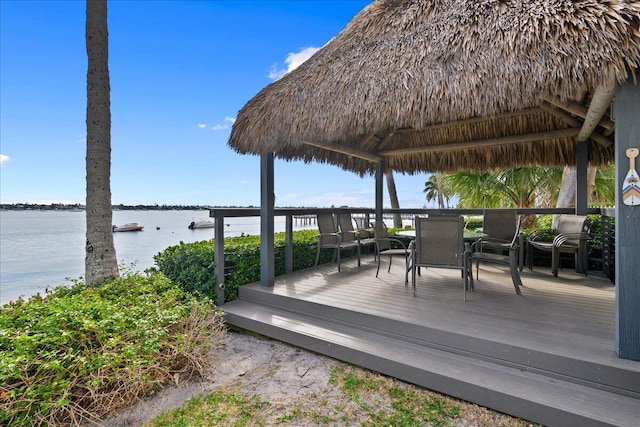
223, 256, 640, 426
240, 257, 625, 368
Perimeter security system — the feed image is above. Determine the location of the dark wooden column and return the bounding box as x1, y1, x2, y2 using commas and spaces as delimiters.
260, 152, 275, 287
614, 80, 640, 361
375, 160, 384, 221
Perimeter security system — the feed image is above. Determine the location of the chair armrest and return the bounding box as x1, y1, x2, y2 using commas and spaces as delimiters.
527, 229, 554, 243
553, 232, 591, 247
375, 237, 408, 250
318, 232, 342, 244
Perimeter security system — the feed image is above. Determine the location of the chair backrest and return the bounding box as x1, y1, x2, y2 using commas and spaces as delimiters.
415, 215, 464, 267
317, 213, 338, 245
483, 210, 518, 242
337, 213, 357, 243
373, 220, 391, 251
556, 215, 589, 235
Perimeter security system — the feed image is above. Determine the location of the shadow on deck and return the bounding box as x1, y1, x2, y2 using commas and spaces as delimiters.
222, 256, 640, 427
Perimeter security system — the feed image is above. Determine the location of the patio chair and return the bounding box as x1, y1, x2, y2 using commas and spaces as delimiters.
411, 215, 471, 301
481, 209, 524, 271
338, 213, 376, 256
526, 215, 591, 277
314, 213, 360, 272
469, 217, 522, 295
373, 221, 411, 286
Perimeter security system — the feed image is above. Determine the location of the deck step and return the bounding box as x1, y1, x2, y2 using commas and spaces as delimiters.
223, 299, 640, 427
237, 283, 640, 398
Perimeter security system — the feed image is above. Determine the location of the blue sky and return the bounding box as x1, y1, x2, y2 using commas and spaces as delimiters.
1, 0, 432, 208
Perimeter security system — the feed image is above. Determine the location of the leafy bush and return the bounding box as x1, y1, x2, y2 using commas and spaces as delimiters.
152, 240, 217, 299
0, 273, 225, 427
155, 229, 336, 303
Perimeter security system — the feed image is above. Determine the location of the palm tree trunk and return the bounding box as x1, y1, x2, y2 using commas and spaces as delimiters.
85, 0, 118, 286
435, 173, 446, 208
587, 165, 598, 204
553, 166, 577, 229
385, 171, 403, 228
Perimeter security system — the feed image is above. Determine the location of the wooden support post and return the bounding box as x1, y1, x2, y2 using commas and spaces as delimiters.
375, 160, 384, 221
260, 153, 275, 287
214, 213, 225, 304
614, 80, 640, 361
285, 214, 293, 273
576, 141, 589, 216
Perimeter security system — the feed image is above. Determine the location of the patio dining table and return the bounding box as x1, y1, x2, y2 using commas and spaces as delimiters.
396, 230, 487, 241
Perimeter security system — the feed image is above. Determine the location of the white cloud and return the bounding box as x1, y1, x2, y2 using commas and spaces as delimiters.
198, 123, 207, 129
268, 46, 321, 80
207, 116, 236, 131
0, 154, 9, 168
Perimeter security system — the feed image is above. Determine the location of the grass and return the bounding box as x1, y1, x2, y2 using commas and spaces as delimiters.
143, 362, 539, 427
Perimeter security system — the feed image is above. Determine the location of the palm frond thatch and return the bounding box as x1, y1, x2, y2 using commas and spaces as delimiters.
229, 0, 640, 175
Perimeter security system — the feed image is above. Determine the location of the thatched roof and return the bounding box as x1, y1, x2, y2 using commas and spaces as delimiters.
228, 0, 640, 176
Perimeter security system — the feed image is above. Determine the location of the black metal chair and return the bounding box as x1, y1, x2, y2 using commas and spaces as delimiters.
314, 213, 360, 272
411, 215, 470, 301
527, 215, 591, 277
469, 216, 523, 295
480, 209, 524, 271
373, 221, 411, 286
338, 213, 376, 256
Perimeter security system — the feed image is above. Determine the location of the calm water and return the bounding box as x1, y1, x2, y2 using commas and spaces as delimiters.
0, 210, 314, 305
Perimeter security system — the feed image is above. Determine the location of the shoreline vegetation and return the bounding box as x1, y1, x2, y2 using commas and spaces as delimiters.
0, 203, 258, 211
0, 227, 541, 426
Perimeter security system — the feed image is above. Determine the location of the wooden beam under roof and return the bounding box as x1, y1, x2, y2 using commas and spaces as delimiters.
545, 98, 615, 132
391, 108, 544, 134
378, 128, 580, 156
301, 139, 383, 162
539, 102, 613, 147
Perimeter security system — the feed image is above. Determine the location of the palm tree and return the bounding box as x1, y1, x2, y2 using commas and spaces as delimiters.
385, 170, 402, 227
439, 167, 562, 209
590, 165, 615, 206
85, 0, 118, 286
423, 173, 450, 208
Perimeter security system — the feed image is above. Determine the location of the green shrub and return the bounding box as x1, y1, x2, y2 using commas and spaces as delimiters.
152, 240, 217, 300
154, 229, 336, 303
0, 273, 224, 427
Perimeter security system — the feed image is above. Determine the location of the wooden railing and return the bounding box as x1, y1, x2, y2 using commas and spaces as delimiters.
210, 207, 612, 303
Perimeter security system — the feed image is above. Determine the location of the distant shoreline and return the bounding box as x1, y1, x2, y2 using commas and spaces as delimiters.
0, 203, 256, 212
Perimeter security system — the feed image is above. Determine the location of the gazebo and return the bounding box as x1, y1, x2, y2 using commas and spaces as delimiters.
226, 0, 640, 424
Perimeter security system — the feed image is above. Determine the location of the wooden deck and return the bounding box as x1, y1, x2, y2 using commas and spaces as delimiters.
222, 256, 640, 427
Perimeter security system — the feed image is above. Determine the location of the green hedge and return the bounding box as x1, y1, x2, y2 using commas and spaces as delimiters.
154, 229, 338, 303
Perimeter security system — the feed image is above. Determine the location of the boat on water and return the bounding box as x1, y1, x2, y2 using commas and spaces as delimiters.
112, 223, 144, 232
188, 219, 215, 229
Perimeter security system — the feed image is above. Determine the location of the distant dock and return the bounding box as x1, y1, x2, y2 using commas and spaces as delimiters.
293, 214, 317, 226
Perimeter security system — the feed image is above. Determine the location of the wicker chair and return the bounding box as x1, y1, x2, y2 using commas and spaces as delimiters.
526, 215, 591, 277
314, 213, 360, 272
411, 215, 470, 301
373, 221, 411, 286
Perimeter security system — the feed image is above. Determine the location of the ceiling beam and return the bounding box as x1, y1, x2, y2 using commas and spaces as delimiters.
576, 72, 616, 142
545, 97, 615, 132
539, 102, 613, 147
378, 128, 580, 156
392, 108, 544, 134
301, 139, 383, 162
